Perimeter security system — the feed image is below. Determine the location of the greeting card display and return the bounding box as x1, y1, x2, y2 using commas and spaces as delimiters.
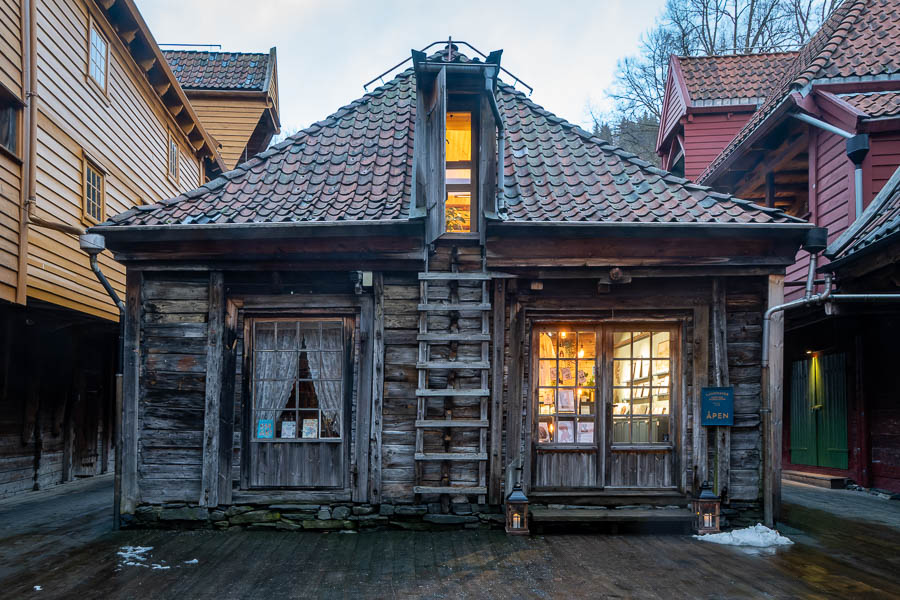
256, 419, 274, 439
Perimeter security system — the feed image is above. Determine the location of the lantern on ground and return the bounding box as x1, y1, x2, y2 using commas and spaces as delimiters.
693, 481, 721, 534
505, 482, 530, 535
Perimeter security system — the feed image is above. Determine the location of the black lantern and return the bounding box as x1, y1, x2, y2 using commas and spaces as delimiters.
692, 481, 721, 534
505, 482, 530, 535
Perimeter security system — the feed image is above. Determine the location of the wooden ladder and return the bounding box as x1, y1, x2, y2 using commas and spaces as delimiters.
414, 247, 490, 503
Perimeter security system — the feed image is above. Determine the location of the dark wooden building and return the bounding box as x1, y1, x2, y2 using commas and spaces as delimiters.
91, 45, 811, 530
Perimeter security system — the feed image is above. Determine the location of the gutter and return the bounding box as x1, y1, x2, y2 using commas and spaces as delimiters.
485, 67, 506, 218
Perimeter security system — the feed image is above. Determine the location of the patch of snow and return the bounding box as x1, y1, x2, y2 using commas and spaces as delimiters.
184, 559, 199, 565
694, 523, 793, 547
151, 564, 170, 570
33, 585, 42, 591
117, 546, 154, 568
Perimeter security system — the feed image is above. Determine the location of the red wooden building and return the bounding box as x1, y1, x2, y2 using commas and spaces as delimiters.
659, 0, 900, 492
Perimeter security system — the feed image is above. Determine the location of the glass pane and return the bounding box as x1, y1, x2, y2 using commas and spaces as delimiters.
652, 416, 670, 443
558, 331, 576, 358
557, 388, 576, 413
576, 362, 595, 386
613, 417, 630, 443
652, 389, 670, 415
632, 418, 650, 443
633, 332, 651, 359
446, 168, 471, 185
538, 332, 557, 358
276, 322, 298, 350
577, 388, 595, 415
278, 414, 298, 439
613, 359, 632, 386
321, 408, 341, 438
446, 112, 471, 161
577, 332, 596, 358
299, 410, 319, 439
556, 419, 575, 444
538, 417, 553, 443
633, 393, 650, 416
446, 192, 471, 232
558, 360, 576, 386
255, 412, 276, 439
577, 420, 595, 443
613, 388, 631, 415
539, 360, 556, 387
613, 333, 631, 359
634, 360, 651, 382
321, 324, 343, 350
538, 388, 555, 415
299, 323, 319, 350
652, 331, 670, 358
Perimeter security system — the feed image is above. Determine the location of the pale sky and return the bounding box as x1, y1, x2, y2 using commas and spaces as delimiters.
137, 0, 667, 134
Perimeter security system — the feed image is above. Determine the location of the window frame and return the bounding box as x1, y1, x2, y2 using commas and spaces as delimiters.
167, 131, 179, 184
81, 155, 106, 225
86, 17, 109, 94
0, 85, 22, 159
444, 95, 479, 235
247, 316, 350, 444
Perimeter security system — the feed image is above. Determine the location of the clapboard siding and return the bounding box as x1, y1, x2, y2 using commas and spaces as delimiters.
23, 0, 203, 319
869, 132, 900, 203
0, 152, 20, 303
138, 274, 209, 503
683, 112, 752, 182
0, 0, 22, 99
188, 96, 267, 170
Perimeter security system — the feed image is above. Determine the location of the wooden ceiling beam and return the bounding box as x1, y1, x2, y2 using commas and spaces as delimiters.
733, 133, 808, 197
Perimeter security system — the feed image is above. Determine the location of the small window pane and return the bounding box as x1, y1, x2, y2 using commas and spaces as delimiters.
446, 168, 471, 185
558, 360, 576, 386
89, 26, 107, 87
84, 162, 104, 222
446, 112, 471, 161
577, 332, 596, 359
0, 104, 16, 153
538, 388, 555, 415
446, 192, 471, 232
539, 360, 556, 387
632, 418, 650, 443
558, 332, 576, 358
613, 417, 630, 443
578, 388, 595, 415
652, 332, 670, 358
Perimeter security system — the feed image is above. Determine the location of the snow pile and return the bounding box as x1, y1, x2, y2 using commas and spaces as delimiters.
33, 586, 42, 591
184, 559, 199, 565
694, 523, 794, 547
117, 546, 170, 570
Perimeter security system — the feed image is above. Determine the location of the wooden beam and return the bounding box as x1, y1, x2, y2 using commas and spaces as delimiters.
764, 275, 784, 527
692, 305, 710, 491
765, 172, 775, 208
734, 133, 808, 198
354, 296, 375, 503
504, 300, 524, 496
199, 272, 225, 508
121, 270, 142, 515
489, 279, 506, 504
217, 297, 238, 505
711, 279, 731, 500
368, 273, 385, 504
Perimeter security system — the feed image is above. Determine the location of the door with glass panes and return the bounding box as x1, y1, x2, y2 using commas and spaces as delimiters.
532, 324, 677, 490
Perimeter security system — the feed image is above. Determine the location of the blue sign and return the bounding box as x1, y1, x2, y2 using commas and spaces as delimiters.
701, 387, 734, 426
257, 419, 274, 439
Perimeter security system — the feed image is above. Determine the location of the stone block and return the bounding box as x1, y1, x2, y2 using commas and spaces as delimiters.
395, 505, 427, 516
332, 506, 351, 520
210, 510, 226, 521
451, 503, 472, 515
317, 508, 332, 520
225, 506, 253, 517
160, 507, 209, 521
281, 512, 316, 521
423, 514, 479, 525
379, 504, 395, 516
230, 510, 281, 525
302, 520, 353, 530
352, 505, 375, 516
269, 504, 320, 512
276, 520, 303, 531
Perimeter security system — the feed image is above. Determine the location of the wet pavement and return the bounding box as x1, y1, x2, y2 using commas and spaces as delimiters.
1, 476, 898, 599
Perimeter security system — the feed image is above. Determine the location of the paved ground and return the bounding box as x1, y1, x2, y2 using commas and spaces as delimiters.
0, 476, 898, 599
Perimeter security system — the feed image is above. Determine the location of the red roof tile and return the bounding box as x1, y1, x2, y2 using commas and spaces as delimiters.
101, 51, 800, 229
163, 49, 272, 91
676, 52, 799, 104
839, 90, 900, 117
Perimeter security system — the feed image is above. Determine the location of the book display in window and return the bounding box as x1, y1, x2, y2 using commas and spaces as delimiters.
536, 329, 597, 445
612, 330, 671, 444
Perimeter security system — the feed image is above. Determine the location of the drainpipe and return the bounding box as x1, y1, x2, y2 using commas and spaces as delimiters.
485, 71, 505, 216
80, 234, 124, 531
791, 113, 869, 221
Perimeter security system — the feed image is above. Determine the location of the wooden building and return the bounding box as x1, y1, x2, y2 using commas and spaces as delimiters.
92, 44, 811, 531
666, 0, 900, 492
0, 0, 277, 498
163, 48, 280, 171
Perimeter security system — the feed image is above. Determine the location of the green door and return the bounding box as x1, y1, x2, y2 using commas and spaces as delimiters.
789, 354, 848, 469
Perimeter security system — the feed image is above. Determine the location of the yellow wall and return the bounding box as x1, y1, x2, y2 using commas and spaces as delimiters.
189, 95, 267, 170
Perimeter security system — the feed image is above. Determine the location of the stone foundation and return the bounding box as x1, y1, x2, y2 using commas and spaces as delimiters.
123, 501, 507, 531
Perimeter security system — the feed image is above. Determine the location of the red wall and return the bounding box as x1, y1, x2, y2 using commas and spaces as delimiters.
683, 111, 753, 182
866, 131, 900, 203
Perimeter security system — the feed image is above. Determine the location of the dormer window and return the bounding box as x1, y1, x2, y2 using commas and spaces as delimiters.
446, 109, 475, 232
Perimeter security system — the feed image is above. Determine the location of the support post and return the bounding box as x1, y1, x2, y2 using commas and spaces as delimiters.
120, 269, 142, 515
504, 300, 523, 497
217, 298, 239, 505
692, 305, 710, 491
369, 273, 385, 504
711, 279, 731, 499
764, 274, 785, 527
489, 279, 506, 504
200, 272, 225, 508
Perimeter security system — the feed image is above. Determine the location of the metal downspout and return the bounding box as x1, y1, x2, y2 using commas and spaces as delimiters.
486, 77, 505, 216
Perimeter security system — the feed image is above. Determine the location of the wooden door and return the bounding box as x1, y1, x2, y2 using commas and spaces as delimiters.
790, 353, 848, 469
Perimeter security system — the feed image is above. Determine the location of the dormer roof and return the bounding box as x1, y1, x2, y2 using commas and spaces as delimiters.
163, 49, 275, 92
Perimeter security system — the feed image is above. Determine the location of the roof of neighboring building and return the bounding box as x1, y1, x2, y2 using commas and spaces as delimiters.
163, 49, 273, 91
675, 52, 799, 105
698, 0, 900, 184
826, 164, 900, 265
838, 90, 900, 117
97, 49, 802, 230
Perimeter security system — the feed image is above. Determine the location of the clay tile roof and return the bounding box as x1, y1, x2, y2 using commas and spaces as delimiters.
698, 0, 900, 184
676, 52, 799, 105
101, 49, 801, 229
163, 49, 271, 91
838, 90, 900, 117
826, 164, 900, 264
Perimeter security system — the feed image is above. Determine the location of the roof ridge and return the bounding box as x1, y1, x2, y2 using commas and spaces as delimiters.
162, 49, 269, 57
678, 50, 801, 61
497, 81, 802, 223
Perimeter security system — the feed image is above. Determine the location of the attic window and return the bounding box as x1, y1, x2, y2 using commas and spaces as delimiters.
446, 111, 474, 232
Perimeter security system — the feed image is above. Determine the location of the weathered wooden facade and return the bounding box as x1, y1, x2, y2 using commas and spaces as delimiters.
672, 0, 900, 493
94, 44, 810, 531
0, 0, 275, 498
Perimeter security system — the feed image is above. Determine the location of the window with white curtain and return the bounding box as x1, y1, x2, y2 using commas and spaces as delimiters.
250, 319, 344, 441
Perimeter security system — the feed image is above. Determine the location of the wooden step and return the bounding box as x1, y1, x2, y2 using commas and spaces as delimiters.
413, 485, 487, 495
415, 419, 489, 428
415, 452, 488, 461
418, 303, 491, 312
530, 507, 693, 523
419, 272, 491, 281
418, 333, 491, 342
416, 389, 489, 397
782, 470, 848, 489
416, 361, 489, 370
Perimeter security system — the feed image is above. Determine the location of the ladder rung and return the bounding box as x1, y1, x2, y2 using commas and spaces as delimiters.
417, 361, 489, 370
418, 333, 491, 342
413, 486, 487, 495
415, 452, 488, 461
419, 272, 491, 281
416, 388, 489, 397
416, 419, 489, 428
418, 303, 491, 311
